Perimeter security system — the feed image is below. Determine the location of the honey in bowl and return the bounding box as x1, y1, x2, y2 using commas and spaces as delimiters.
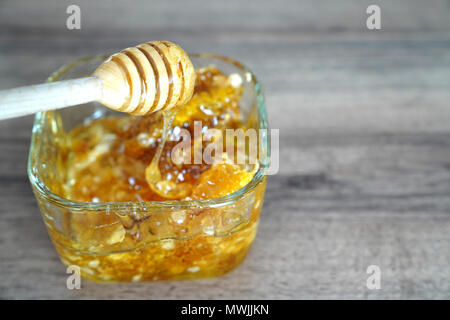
40, 65, 267, 282
66, 67, 253, 202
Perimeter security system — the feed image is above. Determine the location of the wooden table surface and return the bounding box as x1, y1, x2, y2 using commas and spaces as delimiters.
1, 0, 449, 299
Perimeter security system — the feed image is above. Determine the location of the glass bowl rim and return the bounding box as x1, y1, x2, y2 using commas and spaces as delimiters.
27, 53, 269, 211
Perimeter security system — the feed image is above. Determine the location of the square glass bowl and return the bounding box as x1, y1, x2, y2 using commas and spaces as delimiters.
28, 54, 269, 282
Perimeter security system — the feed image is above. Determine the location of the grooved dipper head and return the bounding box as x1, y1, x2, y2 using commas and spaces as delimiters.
93, 41, 196, 115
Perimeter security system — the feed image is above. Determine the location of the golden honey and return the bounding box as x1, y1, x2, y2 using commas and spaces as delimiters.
40, 66, 266, 282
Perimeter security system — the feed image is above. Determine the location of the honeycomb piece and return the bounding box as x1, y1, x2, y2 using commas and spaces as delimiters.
191, 162, 254, 200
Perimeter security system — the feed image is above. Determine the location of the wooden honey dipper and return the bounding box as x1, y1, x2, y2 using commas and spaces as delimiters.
0, 41, 196, 120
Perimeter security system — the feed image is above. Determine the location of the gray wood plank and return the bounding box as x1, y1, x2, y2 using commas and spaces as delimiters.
0, 0, 449, 299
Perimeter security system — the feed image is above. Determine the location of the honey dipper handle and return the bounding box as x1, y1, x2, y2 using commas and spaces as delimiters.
0, 77, 103, 120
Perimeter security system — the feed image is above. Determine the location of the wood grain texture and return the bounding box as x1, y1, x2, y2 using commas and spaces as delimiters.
0, 0, 450, 299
